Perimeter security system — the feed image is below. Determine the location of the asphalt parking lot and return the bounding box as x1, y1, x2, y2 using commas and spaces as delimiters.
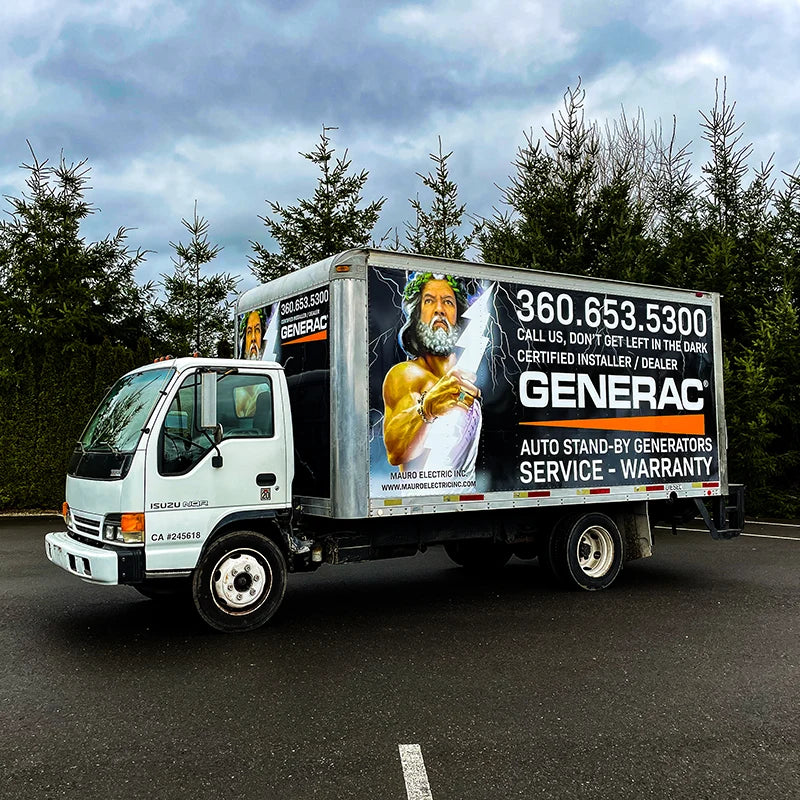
1, 516, 798, 800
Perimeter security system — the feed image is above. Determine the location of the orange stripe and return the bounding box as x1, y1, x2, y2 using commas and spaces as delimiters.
519, 413, 705, 435
283, 330, 327, 346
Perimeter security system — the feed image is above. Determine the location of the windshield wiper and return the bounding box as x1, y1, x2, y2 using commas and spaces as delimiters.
89, 440, 121, 454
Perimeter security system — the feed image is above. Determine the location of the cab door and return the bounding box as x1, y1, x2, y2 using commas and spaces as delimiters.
143, 368, 291, 571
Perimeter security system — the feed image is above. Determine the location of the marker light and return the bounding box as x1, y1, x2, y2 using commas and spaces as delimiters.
121, 513, 146, 544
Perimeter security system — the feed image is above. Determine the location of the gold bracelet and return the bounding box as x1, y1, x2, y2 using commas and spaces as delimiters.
417, 391, 436, 424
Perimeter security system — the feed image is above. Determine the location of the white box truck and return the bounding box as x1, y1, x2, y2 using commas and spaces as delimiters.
45, 249, 743, 631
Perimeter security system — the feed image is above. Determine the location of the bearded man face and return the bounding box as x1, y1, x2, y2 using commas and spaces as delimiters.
244, 310, 262, 360
415, 279, 461, 356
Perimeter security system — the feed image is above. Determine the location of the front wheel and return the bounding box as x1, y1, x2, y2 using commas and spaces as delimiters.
552, 513, 624, 590
192, 531, 287, 632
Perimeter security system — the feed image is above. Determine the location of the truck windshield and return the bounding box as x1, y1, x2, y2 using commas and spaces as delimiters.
79, 367, 174, 454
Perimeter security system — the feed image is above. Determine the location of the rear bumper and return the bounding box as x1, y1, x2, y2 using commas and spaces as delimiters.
45, 531, 144, 585
694, 483, 746, 539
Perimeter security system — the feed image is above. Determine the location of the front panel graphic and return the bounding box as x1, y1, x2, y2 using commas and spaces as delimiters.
238, 286, 331, 497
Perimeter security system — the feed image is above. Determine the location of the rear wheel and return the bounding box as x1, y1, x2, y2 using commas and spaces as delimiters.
537, 519, 566, 581
444, 540, 512, 570
551, 513, 623, 590
192, 530, 287, 632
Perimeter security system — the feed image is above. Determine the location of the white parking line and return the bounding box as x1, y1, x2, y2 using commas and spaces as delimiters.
744, 520, 800, 529
399, 744, 434, 800
655, 526, 800, 541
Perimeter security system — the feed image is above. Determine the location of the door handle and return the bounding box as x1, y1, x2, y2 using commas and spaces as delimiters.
256, 473, 276, 487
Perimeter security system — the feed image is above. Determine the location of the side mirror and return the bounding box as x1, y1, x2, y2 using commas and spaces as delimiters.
199, 372, 217, 429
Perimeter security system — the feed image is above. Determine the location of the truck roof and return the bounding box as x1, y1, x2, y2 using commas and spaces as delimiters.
134, 356, 282, 374
236, 248, 717, 315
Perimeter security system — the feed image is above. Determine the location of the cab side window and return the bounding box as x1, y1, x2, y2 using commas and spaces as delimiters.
223, 375, 274, 438
159, 372, 274, 475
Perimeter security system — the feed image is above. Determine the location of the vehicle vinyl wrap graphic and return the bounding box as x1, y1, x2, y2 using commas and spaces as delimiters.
237, 287, 330, 362
367, 266, 719, 498
238, 287, 331, 498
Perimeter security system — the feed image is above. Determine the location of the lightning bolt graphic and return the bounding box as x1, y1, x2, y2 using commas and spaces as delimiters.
260, 305, 280, 361
455, 283, 495, 375
414, 283, 496, 475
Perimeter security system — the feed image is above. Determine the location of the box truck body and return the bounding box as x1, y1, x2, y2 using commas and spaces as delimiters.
46, 249, 743, 631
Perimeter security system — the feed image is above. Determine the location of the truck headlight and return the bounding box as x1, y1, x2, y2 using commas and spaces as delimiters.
103, 513, 145, 544
103, 515, 122, 542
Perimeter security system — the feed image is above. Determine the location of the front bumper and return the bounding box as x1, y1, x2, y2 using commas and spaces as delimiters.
45, 531, 144, 585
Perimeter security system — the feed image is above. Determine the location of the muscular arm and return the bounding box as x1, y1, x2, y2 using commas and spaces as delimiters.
382, 362, 432, 466
382, 361, 480, 467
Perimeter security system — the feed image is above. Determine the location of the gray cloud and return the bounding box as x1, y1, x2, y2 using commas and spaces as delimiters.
1, 0, 798, 291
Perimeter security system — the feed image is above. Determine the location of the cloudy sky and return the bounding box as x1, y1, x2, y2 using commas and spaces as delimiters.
2, 0, 798, 292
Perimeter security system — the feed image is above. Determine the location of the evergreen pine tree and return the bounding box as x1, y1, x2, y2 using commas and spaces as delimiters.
0, 145, 155, 509
0, 144, 154, 353
477, 80, 652, 280
404, 137, 472, 259
249, 126, 385, 282
155, 203, 238, 357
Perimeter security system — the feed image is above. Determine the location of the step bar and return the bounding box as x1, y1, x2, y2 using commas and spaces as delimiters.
693, 484, 745, 540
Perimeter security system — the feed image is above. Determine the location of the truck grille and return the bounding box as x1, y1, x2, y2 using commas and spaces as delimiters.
72, 513, 102, 538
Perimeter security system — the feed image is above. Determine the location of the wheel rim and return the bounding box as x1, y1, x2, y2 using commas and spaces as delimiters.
210, 548, 272, 615
575, 525, 615, 577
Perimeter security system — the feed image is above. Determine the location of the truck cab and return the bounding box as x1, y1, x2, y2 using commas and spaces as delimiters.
45, 357, 295, 630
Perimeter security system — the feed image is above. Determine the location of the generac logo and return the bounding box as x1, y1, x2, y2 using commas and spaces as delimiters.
519, 371, 705, 412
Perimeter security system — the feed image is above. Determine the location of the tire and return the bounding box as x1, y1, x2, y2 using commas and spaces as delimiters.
444, 540, 512, 570
537, 519, 567, 581
551, 513, 624, 590
192, 530, 287, 632
134, 577, 190, 601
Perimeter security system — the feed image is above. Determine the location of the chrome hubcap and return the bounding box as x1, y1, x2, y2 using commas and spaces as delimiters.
576, 526, 615, 577
211, 549, 271, 613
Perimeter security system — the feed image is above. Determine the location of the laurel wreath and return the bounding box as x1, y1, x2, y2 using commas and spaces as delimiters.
239, 308, 264, 337
402, 272, 466, 303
